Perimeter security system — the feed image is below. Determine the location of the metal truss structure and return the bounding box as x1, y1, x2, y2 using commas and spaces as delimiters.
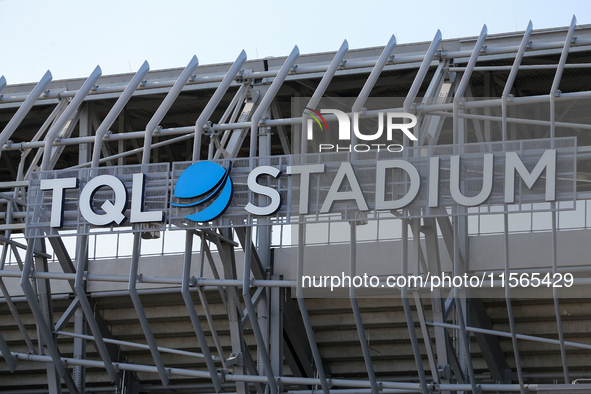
2, 16, 591, 394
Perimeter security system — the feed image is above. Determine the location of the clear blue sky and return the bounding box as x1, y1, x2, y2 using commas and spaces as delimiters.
1, 0, 590, 85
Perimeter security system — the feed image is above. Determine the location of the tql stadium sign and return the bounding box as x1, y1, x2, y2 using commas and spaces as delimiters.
26, 138, 577, 238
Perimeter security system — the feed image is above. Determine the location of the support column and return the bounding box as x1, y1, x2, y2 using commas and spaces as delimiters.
72, 307, 86, 392
78, 103, 93, 165
423, 218, 451, 393
222, 230, 249, 394
269, 273, 283, 391
118, 112, 126, 167
73, 103, 93, 393
35, 240, 63, 394
255, 103, 273, 380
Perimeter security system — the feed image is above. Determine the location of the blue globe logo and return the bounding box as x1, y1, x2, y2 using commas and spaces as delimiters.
171, 161, 233, 222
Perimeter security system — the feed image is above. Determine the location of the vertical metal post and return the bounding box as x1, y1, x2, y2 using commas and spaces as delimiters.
453, 218, 479, 394
349, 223, 379, 394
73, 234, 119, 384
72, 306, 86, 392
79, 102, 92, 164
257, 106, 273, 268
408, 221, 439, 380
246, 48, 297, 391
254, 101, 273, 382
548, 16, 576, 383
423, 217, 452, 393
503, 215, 526, 393
20, 239, 79, 394
256, 111, 272, 380
128, 232, 169, 386
243, 226, 278, 394
499, 26, 532, 391
193, 233, 226, 368
226, 231, 249, 394
0, 76, 6, 94
296, 222, 330, 394
72, 159, 88, 394
401, 219, 430, 394
405, 36, 449, 386
118, 113, 125, 167
552, 210, 569, 383
269, 274, 283, 392
181, 230, 223, 392
418, 62, 451, 146
449, 26, 487, 391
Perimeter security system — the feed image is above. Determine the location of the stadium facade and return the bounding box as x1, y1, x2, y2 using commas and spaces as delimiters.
1, 16, 591, 394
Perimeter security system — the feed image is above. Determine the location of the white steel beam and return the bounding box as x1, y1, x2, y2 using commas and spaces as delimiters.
0, 70, 52, 162
128, 232, 169, 386
242, 226, 278, 394
194, 50, 247, 161
401, 219, 429, 394
7, 87, 591, 156
142, 55, 199, 165
249, 46, 299, 159
349, 223, 379, 394
351, 34, 397, 146
548, 16, 577, 384
453, 25, 487, 146
40, 66, 102, 172
19, 239, 80, 394
181, 231, 223, 392
90, 61, 150, 168
301, 39, 349, 153
4, 27, 591, 108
